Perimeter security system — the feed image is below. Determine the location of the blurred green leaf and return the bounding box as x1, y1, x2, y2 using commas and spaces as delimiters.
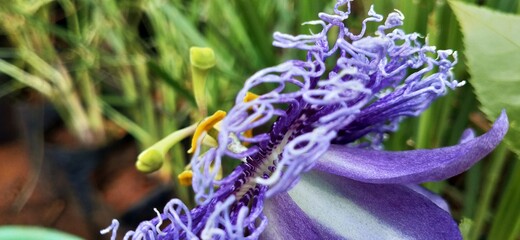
0, 226, 81, 240
450, 1, 520, 155
148, 61, 196, 106
489, 158, 520, 240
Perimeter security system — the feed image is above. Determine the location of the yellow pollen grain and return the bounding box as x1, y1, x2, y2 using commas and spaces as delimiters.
188, 110, 227, 154
178, 170, 193, 186
241, 92, 260, 146
243, 129, 253, 146
243, 92, 259, 103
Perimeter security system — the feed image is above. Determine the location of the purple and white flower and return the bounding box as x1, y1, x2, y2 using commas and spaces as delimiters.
102, 0, 508, 239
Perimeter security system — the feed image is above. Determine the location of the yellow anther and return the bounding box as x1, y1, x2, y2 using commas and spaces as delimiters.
178, 170, 193, 186
136, 150, 163, 173
188, 110, 227, 154
244, 129, 253, 139
243, 128, 253, 146
240, 92, 260, 146
243, 92, 259, 103
135, 124, 197, 174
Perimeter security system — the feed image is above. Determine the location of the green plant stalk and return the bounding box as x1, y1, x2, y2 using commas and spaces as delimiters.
55, 72, 99, 145
75, 66, 106, 144
58, 0, 80, 35
447, 91, 475, 145
416, 107, 446, 193
511, 219, 520, 240
96, 0, 139, 109
17, 50, 97, 145
468, 143, 509, 240
463, 161, 481, 218
496, 0, 517, 13
485, 0, 501, 8
147, 1, 191, 80
0, 60, 53, 96
434, 96, 455, 145
414, 0, 434, 35
60, 0, 106, 144
119, 67, 138, 107
8, 5, 102, 145
110, 2, 138, 103
434, 0, 452, 49
211, 1, 260, 69
157, 38, 189, 199
393, 0, 418, 33
145, 0, 191, 203
488, 158, 520, 240
135, 57, 158, 147
101, 101, 153, 145
160, 85, 191, 204
415, 1, 443, 191
0, 81, 25, 98
416, 105, 433, 149
235, 1, 275, 66
54, 69, 100, 145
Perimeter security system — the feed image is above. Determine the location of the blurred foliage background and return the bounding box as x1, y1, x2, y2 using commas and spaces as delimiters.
0, 0, 519, 239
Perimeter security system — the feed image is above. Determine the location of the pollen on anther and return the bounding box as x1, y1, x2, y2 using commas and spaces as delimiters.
243, 92, 259, 103
188, 110, 226, 154
178, 170, 194, 186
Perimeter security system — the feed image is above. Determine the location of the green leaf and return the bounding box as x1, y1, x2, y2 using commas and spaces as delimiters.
450, 1, 520, 155
0, 226, 82, 240
450, 2, 520, 240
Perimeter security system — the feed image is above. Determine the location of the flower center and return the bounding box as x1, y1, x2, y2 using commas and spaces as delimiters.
234, 127, 295, 199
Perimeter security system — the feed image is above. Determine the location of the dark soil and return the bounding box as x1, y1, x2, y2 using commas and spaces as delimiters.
0, 136, 162, 239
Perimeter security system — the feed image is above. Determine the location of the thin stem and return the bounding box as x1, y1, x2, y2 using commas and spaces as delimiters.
469, 143, 509, 240
488, 157, 520, 240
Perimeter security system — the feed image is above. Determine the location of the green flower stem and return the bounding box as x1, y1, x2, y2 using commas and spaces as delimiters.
136, 123, 197, 173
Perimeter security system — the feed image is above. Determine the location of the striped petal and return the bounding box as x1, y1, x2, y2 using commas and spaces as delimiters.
261, 170, 461, 240
407, 184, 450, 212
315, 111, 508, 184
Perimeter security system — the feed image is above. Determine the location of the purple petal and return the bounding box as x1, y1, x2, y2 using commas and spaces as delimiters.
315, 111, 508, 184
262, 171, 461, 240
262, 193, 343, 240
407, 185, 450, 212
